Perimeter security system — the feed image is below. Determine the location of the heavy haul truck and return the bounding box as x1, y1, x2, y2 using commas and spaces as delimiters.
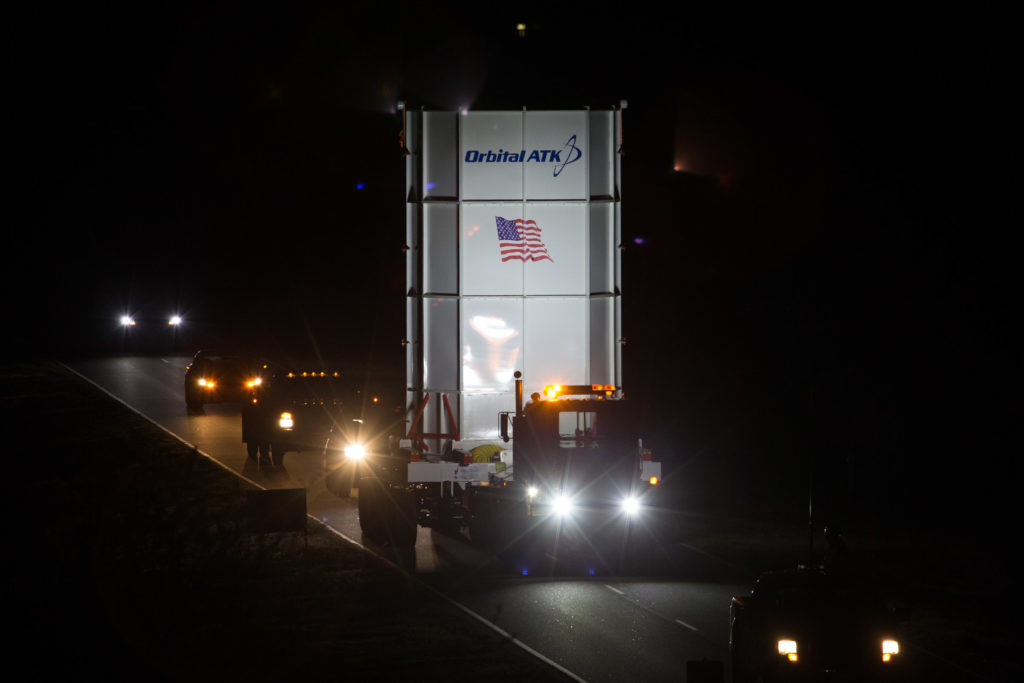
326, 104, 661, 563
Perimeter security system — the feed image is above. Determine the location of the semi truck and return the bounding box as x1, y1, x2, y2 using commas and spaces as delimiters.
327, 103, 661, 567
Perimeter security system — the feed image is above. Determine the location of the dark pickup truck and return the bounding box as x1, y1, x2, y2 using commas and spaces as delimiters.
242, 371, 357, 468
241, 370, 404, 476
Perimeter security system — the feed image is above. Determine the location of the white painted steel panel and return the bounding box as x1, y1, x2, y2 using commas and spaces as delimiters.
524, 111, 588, 200
523, 203, 586, 296
461, 297, 522, 393
423, 297, 458, 392
423, 203, 458, 294
588, 110, 616, 199
461, 112, 524, 200
422, 111, 458, 199
461, 393, 513, 443
461, 202, 524, 296
589, 203, 615, 294
589, 297, 615, 385
524, 297, 587, 398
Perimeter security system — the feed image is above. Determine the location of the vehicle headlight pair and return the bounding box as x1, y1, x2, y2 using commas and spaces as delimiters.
198, 378, 215, 389
278, 412, 293, 430
777, 638, 899, 663
526, 487, 640, 518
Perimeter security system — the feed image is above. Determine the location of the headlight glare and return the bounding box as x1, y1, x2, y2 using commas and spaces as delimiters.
882, 639, 899, 662
778, 639, 798, 662
279, 412, 294, 429
553, 493, 574, 517
621, 496, 640, 516
344, 444, 366, 460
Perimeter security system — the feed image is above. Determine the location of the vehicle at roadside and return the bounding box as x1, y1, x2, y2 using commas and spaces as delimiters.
242, 370, 357, 468
184, 350, 270, 413
729, 567, 904, 682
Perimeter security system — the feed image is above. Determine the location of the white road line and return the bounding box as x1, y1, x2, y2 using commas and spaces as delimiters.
675, 619, 699, 632
60, 361, 589, 683
604, 584, 625, 595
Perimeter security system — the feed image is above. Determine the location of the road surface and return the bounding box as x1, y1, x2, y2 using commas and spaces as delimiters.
63, 355, 760, 682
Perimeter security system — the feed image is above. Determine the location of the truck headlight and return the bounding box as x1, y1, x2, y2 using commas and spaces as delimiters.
527, 486, 540, 500
620, 496, 640, 516
553, 493, 574, 517
882, 639, 899, 662
279, 412, 294, 430
344, 444, 366, 460
778, 639, 798, 662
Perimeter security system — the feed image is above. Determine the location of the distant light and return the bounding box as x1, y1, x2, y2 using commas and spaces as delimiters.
516, 23, 527, 37
633, 237, 646, 245
522, 568, 529, 575
120, 315, 135, 327
356, 182, 365, 190
168, 315, 182, 326
425, 182, 436, 190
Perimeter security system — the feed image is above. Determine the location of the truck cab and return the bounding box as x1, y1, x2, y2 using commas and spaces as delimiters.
509, 384, 660, 525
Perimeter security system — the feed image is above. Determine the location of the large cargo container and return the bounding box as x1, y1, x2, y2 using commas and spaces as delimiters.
402, 104, 625, 450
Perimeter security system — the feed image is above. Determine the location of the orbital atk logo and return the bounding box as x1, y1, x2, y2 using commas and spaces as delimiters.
464, 135, 582, 177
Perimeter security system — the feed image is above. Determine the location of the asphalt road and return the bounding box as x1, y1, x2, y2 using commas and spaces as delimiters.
67, 355, 747, 682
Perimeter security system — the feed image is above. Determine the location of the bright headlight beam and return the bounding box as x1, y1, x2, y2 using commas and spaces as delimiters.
621, 496, 640, 516
553, 493, 574, 517
344, 444, 366, 460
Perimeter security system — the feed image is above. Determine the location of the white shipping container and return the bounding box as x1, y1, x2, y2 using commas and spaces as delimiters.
403, 105, 625, 448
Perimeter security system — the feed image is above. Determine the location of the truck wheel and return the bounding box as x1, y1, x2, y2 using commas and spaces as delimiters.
358, 478, 416, 547
325, 467, 353, 498
246, 442, 258, 462
358, 476, 386, 542
271, 443, 287, 467
384, 486, 418, 548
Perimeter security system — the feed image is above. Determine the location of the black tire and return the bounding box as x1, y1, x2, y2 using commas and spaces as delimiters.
358, 476, 386, 542
358, 477, 417, 547
325, 466, 353, 498
270, 443, 287, 467
385, 487, 418, 548
246, 442, 258, 461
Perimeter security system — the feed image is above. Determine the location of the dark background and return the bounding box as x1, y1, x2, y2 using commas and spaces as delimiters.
6, 2, 1016, 536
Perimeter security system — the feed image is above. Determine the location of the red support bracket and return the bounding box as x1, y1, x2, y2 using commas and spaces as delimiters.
405, 392, 460, 454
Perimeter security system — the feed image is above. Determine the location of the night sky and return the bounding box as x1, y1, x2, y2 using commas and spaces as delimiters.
7, 2, 1016, 532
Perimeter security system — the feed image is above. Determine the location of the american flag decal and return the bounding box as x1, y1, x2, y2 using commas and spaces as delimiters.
495, 216, 553, 262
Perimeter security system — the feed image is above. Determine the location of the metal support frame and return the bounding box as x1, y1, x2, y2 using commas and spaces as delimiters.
406, 392, 460, 453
